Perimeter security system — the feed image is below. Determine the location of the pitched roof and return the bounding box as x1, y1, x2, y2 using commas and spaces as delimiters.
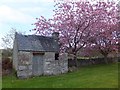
15, 33, 59, 52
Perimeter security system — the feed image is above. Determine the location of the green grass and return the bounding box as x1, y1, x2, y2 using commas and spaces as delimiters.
2, 63, 119, 88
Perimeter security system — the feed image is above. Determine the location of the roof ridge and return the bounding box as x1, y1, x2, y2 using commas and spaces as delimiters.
24, 34, 53, 39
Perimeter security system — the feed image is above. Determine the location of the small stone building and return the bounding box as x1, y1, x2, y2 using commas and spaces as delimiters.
13, 32, 68, 78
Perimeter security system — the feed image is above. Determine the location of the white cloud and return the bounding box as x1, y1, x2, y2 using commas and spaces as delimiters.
0, 0, 55, 49
0, 5, 34, 24
19, 6, 54, 18
19, 7, 46, 14
1, 0, 54, 3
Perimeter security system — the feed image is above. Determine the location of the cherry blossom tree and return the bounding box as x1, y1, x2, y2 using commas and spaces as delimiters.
33, 0, 118, 66
33, 1, 96, 67
88, 1, 119, 63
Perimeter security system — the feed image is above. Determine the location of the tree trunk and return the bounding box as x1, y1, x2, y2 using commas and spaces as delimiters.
104, 55, 108, 64
74, 53, 79, 67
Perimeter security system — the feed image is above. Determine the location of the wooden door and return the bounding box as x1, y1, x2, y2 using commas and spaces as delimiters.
32, 54, 43, 76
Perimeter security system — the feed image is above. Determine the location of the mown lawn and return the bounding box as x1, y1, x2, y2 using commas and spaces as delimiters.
2, 63, 119, 88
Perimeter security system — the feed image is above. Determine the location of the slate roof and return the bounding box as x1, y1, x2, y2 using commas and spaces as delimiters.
15, 33, 59, 52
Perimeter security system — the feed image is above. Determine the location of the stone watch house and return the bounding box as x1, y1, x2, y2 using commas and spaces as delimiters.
13, 32, 68, 78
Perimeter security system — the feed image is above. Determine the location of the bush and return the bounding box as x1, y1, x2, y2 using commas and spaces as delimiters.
2, 49, 12, 59
2, 57, 13, 76
2, 57, 12, 70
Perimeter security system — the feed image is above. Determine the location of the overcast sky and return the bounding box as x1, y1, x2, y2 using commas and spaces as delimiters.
0, 0, 55, 49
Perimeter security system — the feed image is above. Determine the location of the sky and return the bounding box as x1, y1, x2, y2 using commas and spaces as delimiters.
0, 0, 55, 49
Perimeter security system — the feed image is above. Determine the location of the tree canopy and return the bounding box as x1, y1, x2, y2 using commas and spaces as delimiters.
33, 0, 119, 65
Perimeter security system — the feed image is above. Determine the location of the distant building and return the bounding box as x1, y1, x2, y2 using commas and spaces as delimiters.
13, 32, 68, 78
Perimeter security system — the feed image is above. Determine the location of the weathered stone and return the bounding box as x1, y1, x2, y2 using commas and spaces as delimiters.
43, 53, 68, 76
28, 65, 32, 70
16, 52, 68, 78
17, 71, 27, 77
18, 66, 27, 70
28, 71, 32, 76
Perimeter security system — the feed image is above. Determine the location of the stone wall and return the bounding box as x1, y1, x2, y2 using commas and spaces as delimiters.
118, 57, 120, 62
44, 52, 68, 75
16, 51, 68, 78
68, 57, 118, 67
17, 51, 32, 78
13, 37, 18, 70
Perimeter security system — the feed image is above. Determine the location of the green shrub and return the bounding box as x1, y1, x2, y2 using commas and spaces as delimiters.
2, 57, 12, 70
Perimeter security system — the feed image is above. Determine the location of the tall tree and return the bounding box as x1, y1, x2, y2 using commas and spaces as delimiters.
33, 0, 118, 66
33, 1, 96, 67
88, 1, 119, 63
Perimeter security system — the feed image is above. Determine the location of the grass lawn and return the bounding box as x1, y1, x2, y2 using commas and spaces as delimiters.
2, 63, 119, 88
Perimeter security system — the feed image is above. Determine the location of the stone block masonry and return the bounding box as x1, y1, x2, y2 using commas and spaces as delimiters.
17, 51, 33, 78
17, 51, 68, 79
44, 52, 68, 75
